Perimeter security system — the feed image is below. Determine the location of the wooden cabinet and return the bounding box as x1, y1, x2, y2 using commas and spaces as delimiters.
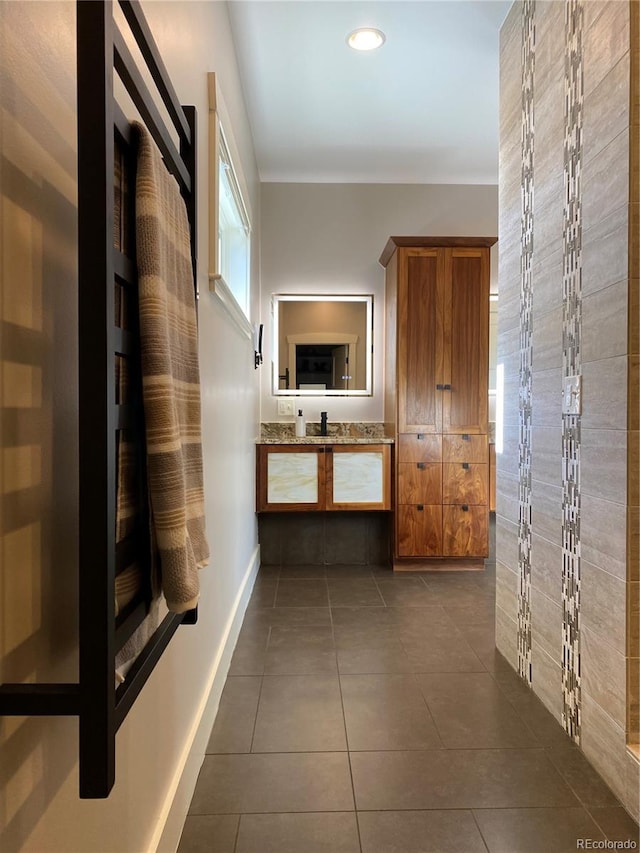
257, 443, 391, 512
380, 236, 496, 570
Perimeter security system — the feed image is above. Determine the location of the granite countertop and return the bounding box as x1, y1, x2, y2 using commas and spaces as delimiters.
259, 422, 393, 445
258, 435, 394, 445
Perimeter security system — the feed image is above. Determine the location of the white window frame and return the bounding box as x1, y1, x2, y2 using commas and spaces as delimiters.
208, 72, 252, 336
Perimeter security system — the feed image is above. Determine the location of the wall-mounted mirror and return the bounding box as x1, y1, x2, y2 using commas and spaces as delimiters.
272, 295, 373, 396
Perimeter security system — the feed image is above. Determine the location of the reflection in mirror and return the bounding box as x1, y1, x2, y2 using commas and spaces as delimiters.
272, 295, 373, 396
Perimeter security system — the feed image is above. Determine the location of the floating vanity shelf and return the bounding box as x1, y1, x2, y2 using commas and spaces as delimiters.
256, 442, 392, 512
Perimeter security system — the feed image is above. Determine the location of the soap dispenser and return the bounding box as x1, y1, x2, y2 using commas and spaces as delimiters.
295, 409, 306, 438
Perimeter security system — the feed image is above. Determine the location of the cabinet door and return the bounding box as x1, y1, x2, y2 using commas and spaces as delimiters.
398, 463, 442, 505
257, 445, 325, 511
442, 463, 488, 505
442, 505, 488, 556
398, 249, 444, 433
442, 248, 489, 434
326, 444, 391, 511
396, 505, 442, 557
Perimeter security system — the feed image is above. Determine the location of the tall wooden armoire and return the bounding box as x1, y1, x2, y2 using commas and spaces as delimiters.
380, 236, 497, 571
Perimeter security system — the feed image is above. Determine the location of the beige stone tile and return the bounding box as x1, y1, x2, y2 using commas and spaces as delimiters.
584, 0, 631, 99
496, 471, 520, 525
581, 494, 628, 581
582, 203, 629, 298
496, 603, 518, 670
582, 692, 629, 804
531, 588, 562, 660
582, 626, 627, 727
530, 533, 562, 605
496, 560, 518, 622
582, 357, 628, 430
498, 426, 519, 475
531, 426, 562, 488
583, 131, 630, 235
534, 81, 564, 192
584, 52, 631, 165
534, 172, 564, 262
532, 308, 562, 372
535, 0, 565, 96
581, 561, 627, 654
531, 641, 562, 722
582, 428, 627, 503
502, 375, 520, 427
497, 325, 519, 361
531, 247, 564, 315
531, 479, 562, 547
496, 517, 519, 574
532, 369, 562, 428
582, 280, 629, 363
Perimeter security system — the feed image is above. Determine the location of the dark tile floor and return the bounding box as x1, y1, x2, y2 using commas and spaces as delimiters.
179, 526, 639, 853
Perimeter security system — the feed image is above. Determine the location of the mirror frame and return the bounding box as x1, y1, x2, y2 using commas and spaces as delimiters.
272, 294, 373, 396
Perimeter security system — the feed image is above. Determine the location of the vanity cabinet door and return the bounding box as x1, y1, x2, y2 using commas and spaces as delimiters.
257, 445, 325, 511
325, 444, 391, 511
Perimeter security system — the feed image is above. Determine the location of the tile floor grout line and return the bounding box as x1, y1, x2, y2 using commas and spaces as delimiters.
469, 808, 493, 853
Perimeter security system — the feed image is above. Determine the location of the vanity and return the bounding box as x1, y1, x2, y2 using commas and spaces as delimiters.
257, 433, 392, 513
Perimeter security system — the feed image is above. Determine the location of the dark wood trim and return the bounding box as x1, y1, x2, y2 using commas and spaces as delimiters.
379, 235, 497, 268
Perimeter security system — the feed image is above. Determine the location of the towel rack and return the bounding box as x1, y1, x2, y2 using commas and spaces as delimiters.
0, 0, 198, 798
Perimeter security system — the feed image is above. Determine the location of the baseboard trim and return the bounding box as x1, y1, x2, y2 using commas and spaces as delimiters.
151, 544, 260, 853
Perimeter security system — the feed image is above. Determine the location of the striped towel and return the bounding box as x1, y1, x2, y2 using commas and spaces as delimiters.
134, 122, 209, 613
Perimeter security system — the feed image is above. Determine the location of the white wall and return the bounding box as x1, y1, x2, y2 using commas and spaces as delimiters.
260, 182, 498, 425
0, 2, 260, 851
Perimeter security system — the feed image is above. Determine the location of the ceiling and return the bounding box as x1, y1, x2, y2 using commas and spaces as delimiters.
227, 0, 512, 185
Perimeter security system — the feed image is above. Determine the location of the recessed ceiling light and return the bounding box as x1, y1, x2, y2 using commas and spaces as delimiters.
346, 28, 386, 51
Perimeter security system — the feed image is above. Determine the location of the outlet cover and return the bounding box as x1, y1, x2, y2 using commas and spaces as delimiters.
562, 375, 581, 415
277, 399, 294, 416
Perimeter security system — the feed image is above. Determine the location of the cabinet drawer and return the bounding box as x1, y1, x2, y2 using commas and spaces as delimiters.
398, 433, 442, 463
443, 463, 488, 505
442, 505, 488, 557
442, 434, 487, 463
398, 462, 441, 505
397, 504, 442, 557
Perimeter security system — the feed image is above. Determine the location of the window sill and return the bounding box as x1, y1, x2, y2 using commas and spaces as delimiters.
208, 275, 252, 338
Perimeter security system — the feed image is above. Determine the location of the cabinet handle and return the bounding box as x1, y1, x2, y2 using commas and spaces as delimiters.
326, 447, 333, 453
443, 384, 452, 390
462, 434, 470, 441
417, 462, 426, 470
461, 504, 469, 511
417, 433, 425, 440
417, 504, 424, 511
462, 462, 470, 470
317, 447, 325, 454
436, 384, 444, 390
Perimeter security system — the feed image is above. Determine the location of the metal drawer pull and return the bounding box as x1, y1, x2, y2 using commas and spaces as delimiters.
318, 447, 325, 453
417, 504, 424, 511
461, 504, 469, 511
326, 447, 333, 453
462, 462, 470, 469
462, 434, 470, 441
417, 433, 425, 440
443, 384, 451, 390
436, 384, 444, 390
417, 462, 426, 470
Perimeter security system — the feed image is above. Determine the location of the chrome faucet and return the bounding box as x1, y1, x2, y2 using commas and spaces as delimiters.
320, 411, 328, 436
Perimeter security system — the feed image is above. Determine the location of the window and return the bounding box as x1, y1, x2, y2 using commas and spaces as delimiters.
208, 72, 252, 329
217, 127, 250, 316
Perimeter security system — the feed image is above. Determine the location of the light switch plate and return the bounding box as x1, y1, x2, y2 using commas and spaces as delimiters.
277, 399, 295, 416
562, 374, 581, 415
